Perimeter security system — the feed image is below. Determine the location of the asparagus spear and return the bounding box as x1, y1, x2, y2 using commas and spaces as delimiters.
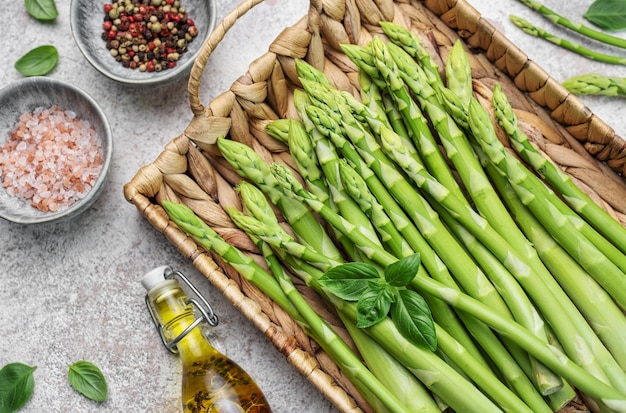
284, 117, 330, 205
510, 15, 626, 65
265, 118, 291, 144
562, 73, 626, 97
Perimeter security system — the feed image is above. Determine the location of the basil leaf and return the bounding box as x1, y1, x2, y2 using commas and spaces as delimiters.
0, 362, 37, 413
391, 289, 437, 351
15, 45, 58, 77
384, 253, 421, 287
584, 0, 626, 31
25, 0, 58, 21
68, 361, 108, 402
356, 282, 394, 328
319, 262, 380, 301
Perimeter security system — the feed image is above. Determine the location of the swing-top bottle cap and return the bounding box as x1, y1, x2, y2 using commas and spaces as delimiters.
141, 266, 172, 292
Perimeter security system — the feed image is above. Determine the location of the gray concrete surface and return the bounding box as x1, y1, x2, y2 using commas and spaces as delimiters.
1, 0, 623, 412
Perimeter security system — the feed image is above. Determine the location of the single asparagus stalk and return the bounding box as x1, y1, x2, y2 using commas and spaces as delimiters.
265, 118, 291, 144
216, 137, 344, 264
562, 73, 626, 97
445, 40, 474, 108
493, 82, 626, 255
510, 15, 626, 65
517, 0, 626, 49
284, 117, 330, 205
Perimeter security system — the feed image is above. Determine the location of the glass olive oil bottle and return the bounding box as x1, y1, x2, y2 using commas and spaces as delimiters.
143, 266, 272, 413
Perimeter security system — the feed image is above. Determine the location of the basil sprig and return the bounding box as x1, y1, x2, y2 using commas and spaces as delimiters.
0, 363, 37, 413
319, 253, 437, 350
25, 0, 58, 21
14, 45, 58, 77
68, 361, 108, 403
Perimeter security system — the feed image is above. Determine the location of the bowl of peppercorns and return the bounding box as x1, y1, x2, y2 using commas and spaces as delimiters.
0, 77, 113, 225
70, 0, 216, 86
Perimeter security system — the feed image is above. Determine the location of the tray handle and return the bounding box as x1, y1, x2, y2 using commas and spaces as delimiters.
187, 0, 265, 117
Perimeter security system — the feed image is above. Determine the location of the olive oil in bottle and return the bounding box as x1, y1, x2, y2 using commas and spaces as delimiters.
143, 266, 272, 413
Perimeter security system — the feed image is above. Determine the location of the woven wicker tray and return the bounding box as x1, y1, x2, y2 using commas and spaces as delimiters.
124, 0, 626, 411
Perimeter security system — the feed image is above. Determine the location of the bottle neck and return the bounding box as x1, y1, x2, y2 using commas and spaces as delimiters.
148, 280, 218, 359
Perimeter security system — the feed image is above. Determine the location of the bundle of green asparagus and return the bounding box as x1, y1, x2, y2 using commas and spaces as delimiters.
161, 21, 626, 413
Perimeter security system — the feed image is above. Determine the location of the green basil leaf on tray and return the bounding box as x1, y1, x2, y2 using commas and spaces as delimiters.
0, 362, 37, 413
318, 261, 380, 301
584, 0, 626, 31
391, 289, 437, 351
14, 45, 59, 77
67, 361, 108, 403
384, 253, 421, 287
25, 0, 58, 21
356, 282, 395, 328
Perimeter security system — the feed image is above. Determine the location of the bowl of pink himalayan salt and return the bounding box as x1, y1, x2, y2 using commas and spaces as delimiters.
0, 77, 112, 224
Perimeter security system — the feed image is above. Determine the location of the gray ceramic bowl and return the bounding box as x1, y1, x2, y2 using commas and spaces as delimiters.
70, 0, 216, 86
0, 77, 113, 224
